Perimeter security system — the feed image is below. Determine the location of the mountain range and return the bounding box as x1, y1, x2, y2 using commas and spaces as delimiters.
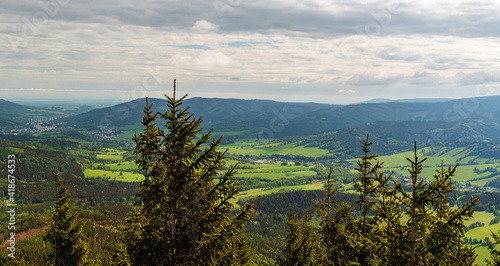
2, 95, 500, 157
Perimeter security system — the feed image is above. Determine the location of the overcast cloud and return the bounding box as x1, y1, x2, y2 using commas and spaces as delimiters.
2, 0, 500, 104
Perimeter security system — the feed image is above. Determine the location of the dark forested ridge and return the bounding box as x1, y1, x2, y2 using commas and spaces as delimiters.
38, 95, 500, 146
57, 97, 335, 131
279, 95, 500, 136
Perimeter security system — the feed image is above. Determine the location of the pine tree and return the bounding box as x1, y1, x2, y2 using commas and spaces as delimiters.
315, 138, 479, 265
124, 80, 255, 265
315, 168, 357, 265
110, 244, 130, 266
372, 141, 479, 265
275, 212, 324, 265
43, 172, 88, 265
352, 134, 383, 265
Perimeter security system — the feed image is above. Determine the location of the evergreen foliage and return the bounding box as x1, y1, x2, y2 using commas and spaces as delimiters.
123, 80, 255, 265
485, 230, 500, 265
275, 212, 324, 265
280, 136, 481, 265
315, 168, 357, 265
371, 141, 479, 265
43, 172, 89, 265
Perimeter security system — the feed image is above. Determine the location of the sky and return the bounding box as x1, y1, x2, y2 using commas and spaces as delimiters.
2, 0, 500, 105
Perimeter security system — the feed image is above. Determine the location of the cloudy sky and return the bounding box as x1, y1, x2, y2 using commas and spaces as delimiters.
2, 0, 500, 105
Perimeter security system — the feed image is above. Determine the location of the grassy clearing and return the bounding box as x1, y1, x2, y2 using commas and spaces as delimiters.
84, 169, 143, 182
231, 162, 318, 180
95, 148, 127, 161
474, 246, 490, 265
373, 147, 500, 169
114, 130, 137, 141
221, 142, 329, 157
463, 211, 500, 265
106, 161, 138, 171
4, 147, 24, 154
237, 170, 317, 180
235, 182, 325, 203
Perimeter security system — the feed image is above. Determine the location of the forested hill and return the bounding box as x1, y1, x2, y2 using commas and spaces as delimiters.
57, 97, 336, 130
0, 99, 94, 127
0, 99, 34, 126
52, 95, 500, 145
298, 113, 500, 158
279, 95, 500, 136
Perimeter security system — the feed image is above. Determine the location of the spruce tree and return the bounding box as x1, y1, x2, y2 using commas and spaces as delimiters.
275, 212, 324, 265
315, 168, 357, 265
372, 141, 479, 265
124, 80, 255, 265
315, 138, 479, 265
43, 172, 88, 265
352, 134, 383, 265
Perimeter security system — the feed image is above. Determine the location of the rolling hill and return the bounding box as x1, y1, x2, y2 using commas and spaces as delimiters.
279, 95, 500, 137
298, 111, 500, 159
58, 97, 337, 134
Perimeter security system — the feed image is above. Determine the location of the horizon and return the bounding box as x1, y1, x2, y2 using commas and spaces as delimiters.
0, 93, 494, 108
2, 1, 500, 105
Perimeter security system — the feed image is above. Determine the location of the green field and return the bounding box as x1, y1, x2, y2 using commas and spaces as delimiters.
95, 148, 128, 161
84, 169, 143, 182
220, 141, 330, 157
234, 163, 317, 180
106, 161, 138, 171
235, 182, 325, 203
463, 211, 500, 264
352, 147, 500, 186
372, 147, 499, 168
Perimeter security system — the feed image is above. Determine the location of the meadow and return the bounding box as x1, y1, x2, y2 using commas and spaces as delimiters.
220, 141, 330, 157
351, 146, 500, 187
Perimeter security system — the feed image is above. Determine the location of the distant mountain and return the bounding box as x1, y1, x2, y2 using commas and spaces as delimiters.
360, 98, 453, 104
0, 99, 34, 126
0, 99, 95, 129
299, 110, 500, 158
0, 99, 29, 115
57, 95, 500, 141
59, 97, 337, 134
279, 95, 500, 137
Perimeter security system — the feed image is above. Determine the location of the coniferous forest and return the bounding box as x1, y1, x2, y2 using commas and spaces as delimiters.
3, 82, 500, 265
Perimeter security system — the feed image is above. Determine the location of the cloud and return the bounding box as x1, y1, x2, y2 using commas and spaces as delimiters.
407, 71, 443, 86
338, 89, 357, 94
2, 0, 500, 104
192, 20, 220, 31
347, 72, 404, 86
454, 71, 500, 86
380, 47, 421, 61
194, 50, 238, 68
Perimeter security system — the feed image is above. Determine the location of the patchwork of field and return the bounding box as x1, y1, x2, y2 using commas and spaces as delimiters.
220, 141, 330, 157
350, 146, 500, 186
83, 146, 324, 193
464, 211, 499, 264
235, 182, 325, 203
